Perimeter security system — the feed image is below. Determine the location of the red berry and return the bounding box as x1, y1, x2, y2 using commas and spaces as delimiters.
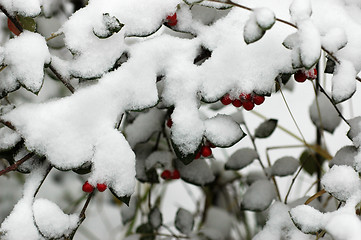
252, 95, 265, 105
305, 68, 317, 79
82, 181, 94, 193
201, 146, 212, 157
96, 183, 107, 192
166, 13, 177, 26
232, 99, 242, 107
7, 18, 21, 36
240, 93, 252, 102
166, 118, 173, 128
161, 170, 172, 180
243, 101, 255, 111
172, 169, 180, 179
220, 94, 232, 105
195, 151, 201, 159
294, 70, 307, 83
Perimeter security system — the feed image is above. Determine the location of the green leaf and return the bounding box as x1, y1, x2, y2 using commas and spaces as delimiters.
324, 58, 335, 74
17, 15, 36, 32
136, 223, 155, 240
109, 187, 131, 206
171, 140, 202, 165
175, 208, 194, 235
254, 119, 277, 138
299, 150, 325, 176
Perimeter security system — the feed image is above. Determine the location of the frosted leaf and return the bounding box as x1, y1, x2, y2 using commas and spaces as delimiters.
93, 13, 124, 39
290, 205, 325, 233
309, 93, 342, 133
325, 214, 361, 240
200, 207, 233, 240
0, 127, 21, 150
288, 196, 323, 211
121, 196, 138, 225
246, 171, 267, 185
322, 28, 348, 54
225, 148, 258, 170
271, 156, 299, 177
282, 32, 299, 50
254, 119, 277, 138
332, 60, 356, 103
33, 198, 78, 239
347, 117, 361, 148
254, 8, 275, 30
175, 158, 215, 186
0, 0, 41, 17
204, 114, 245, 147
329, 145, 357, 168
289, 0, 312, 23
125, 109, 166, 148
241, 180, 276, 211
243, 13, 265, 44
175, 208, 194, 235
3, 31, 50, 94
145, 151, 173, 171
0, 163, 50, 240
298, 20, 321, 69
148, 207, 162, 229
321, 165, 361, 201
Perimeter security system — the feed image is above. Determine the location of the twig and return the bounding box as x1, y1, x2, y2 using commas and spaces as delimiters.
0, 152, 34, 176
304, 189, 326, 205
0, 5, 23, 32
49, 65, 75, 94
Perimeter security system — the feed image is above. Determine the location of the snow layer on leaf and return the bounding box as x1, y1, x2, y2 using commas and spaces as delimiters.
322, 28, 348, 53
33, 198, 78, 239
0, 0, 41, 17
254, 8, 275, 30
271, 156, 299, 177
290, 205, 325, 233
325, 214, 361, 240
331, 60, 356, 103
225, 148, 258, 170
0, 163, 49, 240
3, 31, 50, 94
329, 145, 357, 168
241, 180, 276, 211
289, 0, 312, 23
145, 151, 173, 171
204, 114, 245, 147
348, 117, 361, 148
321, 165, 361, 201
309, 93, 342, 133
298, 19, 321, 68
243, 13, 265, 44
0, 127, 21, 150
125, 109, 166, 148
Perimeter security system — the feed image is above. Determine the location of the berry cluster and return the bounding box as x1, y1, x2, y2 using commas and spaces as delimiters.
220, 92, 265, 111
195, 141, 215, 159
166, 13, 177, 26
294, 68, 317, 83
161, 169, 180, 180
82, 181, 107, 193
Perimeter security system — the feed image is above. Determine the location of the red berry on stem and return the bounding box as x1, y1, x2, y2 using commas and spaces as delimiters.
243, 101, 255, 111
232, 99, 242, 108
82, 181, 94, 193
305, 68, 317, 79
166, 13, 177, 26
252, 95, 265, 105
161, 170, 172, 180
195, 151, 201, 159
97, 183, 107, 192
220, 94, 232, 105
201, 146, 212, 157
240, 93, 252, 102
167, 118, 173, 128
172, 169, 180, 179
7, 18, 21, 36
294, 70, 307, 83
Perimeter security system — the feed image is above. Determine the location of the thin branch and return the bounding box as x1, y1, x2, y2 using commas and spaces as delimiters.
304, 189, 326, 205
0, 152, 34, 176
49, 65, 75, 94
0, 5, 23, 32
34, 164, 52, 197
0, 118, 16, 130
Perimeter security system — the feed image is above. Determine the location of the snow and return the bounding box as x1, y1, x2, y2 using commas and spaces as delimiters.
0, 127, 21, 150
325, 214, 361, 240
309, 92, 342, 133
322, 28, 348, 53
0, 0, 41, 17
254, 8, 276, 30
331, 60, 356, 103
175, 158, 215, 186
289, 0, 312, 23
33, 198, 78, 239
2, 31, 51, 94
290, 205, 325, 233
329, 145, 357, 168
243, 13, 266, 44
321, 165, 361, 201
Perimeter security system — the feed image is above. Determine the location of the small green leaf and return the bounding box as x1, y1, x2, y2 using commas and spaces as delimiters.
254, 119, 277, 138
109, 187, 131, 206
175, 208, 194, 235
148, 207, 162, 229
17, 15, 36, 32
72, 161, 92, 175
136, 223, 155, 240
299, 150, 325, 176
225, 148, 258, 170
